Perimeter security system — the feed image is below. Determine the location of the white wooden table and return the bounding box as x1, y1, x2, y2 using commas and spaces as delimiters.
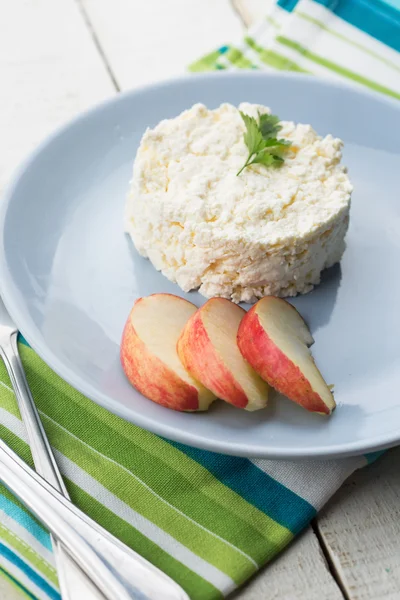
1, 1, 399, 598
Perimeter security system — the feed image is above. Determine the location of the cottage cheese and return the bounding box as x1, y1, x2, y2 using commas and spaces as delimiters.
125, 103, 352, 303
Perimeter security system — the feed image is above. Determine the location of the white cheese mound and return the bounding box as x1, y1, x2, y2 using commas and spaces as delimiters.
125, 103, 352, 303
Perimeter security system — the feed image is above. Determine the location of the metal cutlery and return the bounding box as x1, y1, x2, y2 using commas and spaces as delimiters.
0, 297, 104, 600
0, 436, 188, 599
0, 297, 189, 600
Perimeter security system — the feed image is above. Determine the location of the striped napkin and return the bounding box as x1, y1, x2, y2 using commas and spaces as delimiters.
191, 0, 400, 101
0, 1, 399, 599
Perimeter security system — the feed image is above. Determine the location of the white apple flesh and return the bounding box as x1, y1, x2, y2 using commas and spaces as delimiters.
237, 296, 335, 415
177, 298, 269, 410
121, 294, 215, 411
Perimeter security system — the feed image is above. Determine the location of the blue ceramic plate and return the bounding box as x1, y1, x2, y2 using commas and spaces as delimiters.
1, 72, 400, 459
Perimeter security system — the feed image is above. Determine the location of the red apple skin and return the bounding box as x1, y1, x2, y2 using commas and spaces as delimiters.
177, 305, 249, 409
121, 303, 200, 411
237, 305, 332, 415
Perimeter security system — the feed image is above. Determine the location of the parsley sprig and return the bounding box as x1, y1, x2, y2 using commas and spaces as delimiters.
236, 111, 291, 176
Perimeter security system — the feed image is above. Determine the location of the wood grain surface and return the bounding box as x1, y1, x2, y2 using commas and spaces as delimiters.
1, 2, 399, 599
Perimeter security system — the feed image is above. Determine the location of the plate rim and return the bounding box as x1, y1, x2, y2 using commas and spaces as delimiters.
1, 70, 399, 459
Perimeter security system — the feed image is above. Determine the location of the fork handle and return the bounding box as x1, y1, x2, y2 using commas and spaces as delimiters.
0, 438, 137, 600
1, 333, 69, 492
1, 335, 106, 600
0, 336, 188, 600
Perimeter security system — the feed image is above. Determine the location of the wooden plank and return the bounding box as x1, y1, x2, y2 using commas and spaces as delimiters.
78, 0, 244, 89
233, 0, 269, 27
317, 448, 400, 600
0, 0, 115, 192
235, 528, 343, 600
5, 3, 397, 600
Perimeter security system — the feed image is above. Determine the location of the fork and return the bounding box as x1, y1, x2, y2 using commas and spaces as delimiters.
0, 297, 103, 599
0, 296, 189, 600
0, 435, 188, 599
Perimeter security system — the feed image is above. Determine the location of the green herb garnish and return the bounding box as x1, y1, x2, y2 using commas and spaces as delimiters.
236, 111, 291, 176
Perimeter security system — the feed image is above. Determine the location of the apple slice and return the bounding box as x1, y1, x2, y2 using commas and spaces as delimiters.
177, 298, 269, 410
121, 294, 215, 411
237, 296, 335, 415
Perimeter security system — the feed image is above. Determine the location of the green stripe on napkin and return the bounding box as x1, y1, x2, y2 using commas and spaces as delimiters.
1, 1, 398, 598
